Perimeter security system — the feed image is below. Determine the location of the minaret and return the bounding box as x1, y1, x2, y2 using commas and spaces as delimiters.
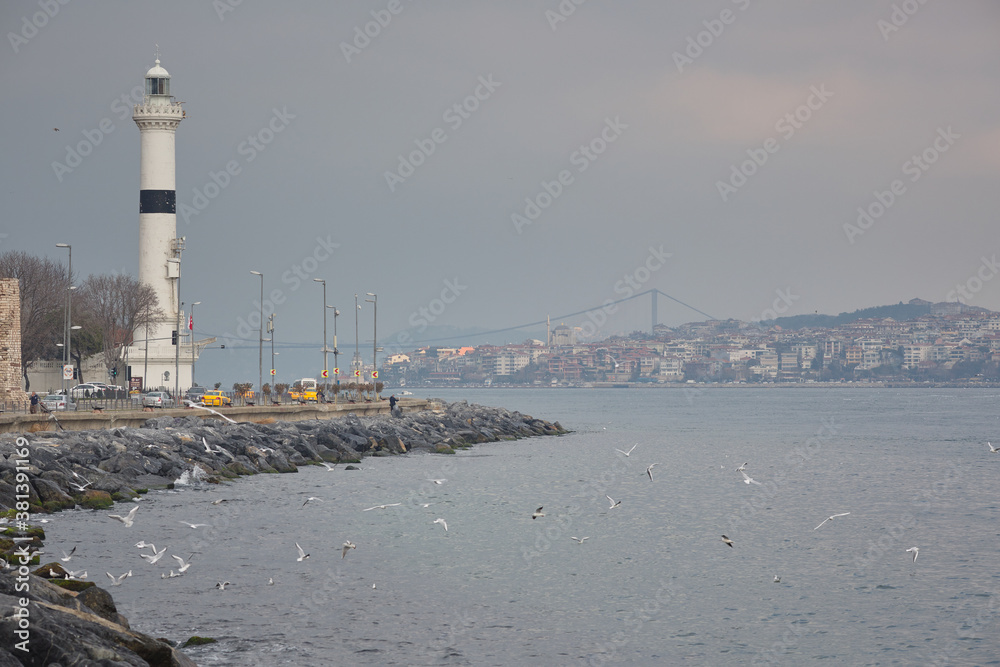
130, 55, 191, 391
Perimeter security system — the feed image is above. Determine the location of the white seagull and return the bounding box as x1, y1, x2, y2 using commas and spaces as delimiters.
185, 401, 236, 423
614, 443, 638, 457
108, 505, 138, 527
988, 442, 999, 453
773, 575, 781, 583
267, 577, 274, 585
427, 479, 447, 485
68, 480, 92, 492
178, 521, 209, 529
531, 507, 545, 520
215, 581, 231, 590
64, 569, 87, 580
106, 570, 132, 586
321, 462, 338, 470
433, 518, 448, 532
363, 503, 402, 511
60, 546, 77, 562
721, 535, 734, 548
740, 470, 762, 486
342, 541, 356, 558
606, 495, 622, 509
211, 498, 229, 505
295, 543, 310, 561
906, 546, 919, 562
570, 536, 590, 544
141, 546, 167, 564
171, 554, 194, 573
814, 512, 851, 530
161, 570, 182, 579
646, 463, 658, 481
134, 541, 154, 550
302, 497, 323, 508
736, 462, 748, 472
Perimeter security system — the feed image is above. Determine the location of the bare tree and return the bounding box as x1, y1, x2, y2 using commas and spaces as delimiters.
77, 273, 161, 382
0, 251, 67, 390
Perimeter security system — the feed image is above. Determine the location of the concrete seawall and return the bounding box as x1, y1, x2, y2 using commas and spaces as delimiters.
0, 398, 430, 434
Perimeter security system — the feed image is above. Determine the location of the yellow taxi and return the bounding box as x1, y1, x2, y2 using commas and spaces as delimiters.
201, 390, 232, 407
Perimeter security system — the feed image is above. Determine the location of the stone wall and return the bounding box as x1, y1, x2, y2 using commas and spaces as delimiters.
0, 279, 28, 404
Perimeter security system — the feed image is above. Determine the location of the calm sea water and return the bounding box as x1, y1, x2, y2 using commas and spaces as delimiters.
39, 388, 1000, 665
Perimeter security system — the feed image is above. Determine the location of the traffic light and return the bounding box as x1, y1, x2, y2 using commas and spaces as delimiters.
171, 330, 178, 345
110, 368, 117, 377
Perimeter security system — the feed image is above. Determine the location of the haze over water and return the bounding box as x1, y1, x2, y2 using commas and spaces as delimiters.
42, 388, 1000, 665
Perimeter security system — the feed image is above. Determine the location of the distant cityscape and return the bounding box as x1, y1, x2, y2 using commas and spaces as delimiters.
377, 299, 1000, 387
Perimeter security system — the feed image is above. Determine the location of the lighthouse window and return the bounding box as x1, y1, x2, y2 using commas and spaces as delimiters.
146, 77, 169, 96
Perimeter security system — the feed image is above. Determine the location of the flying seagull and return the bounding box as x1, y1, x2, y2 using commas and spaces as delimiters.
171, 554, 194, 573
321, 462, 337, 470
178, 521, 209, 529
60, 546, 77, 562
68, 480, 92, 492
363, 503, 402, 511
427, 479, 447, 485
161, 570, 182, 579
433, 518, 448, 532
736, 462, 748, 472
988, 442, 999, 453
342, 541, 356, 558
773, 575, 781, 583
215, 581, 231, 590
141, 546, 167, 565
532, 507, 545, 520
906, 546, 919, 562
185, 401, 236, 423
106, 571, 131, 586
302, 497, 323, 508
740, 470, 762, 486
814, 512, 851, 530
614, 443, 638, 457
721, 535, 734, 548
64, 569, 87, 580
295, 543, 310, 561
108, 505, 138, 527
570, 536, 590, 544
134, 541, 154, 550
606, 495, 622, 509
646, 463, 658, 481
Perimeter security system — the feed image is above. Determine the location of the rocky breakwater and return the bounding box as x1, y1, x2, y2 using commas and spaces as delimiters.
0, 400, 566, 515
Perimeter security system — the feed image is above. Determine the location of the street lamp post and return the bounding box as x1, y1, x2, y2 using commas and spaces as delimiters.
267, 314, 275, 380
354, 293, 360, 378
313, 278, 328, 385
56, 243, 71, 392
329, 305, 339, 403
365, 292, 377, 398
190, 301, 201, 388
250, 271, 263, 402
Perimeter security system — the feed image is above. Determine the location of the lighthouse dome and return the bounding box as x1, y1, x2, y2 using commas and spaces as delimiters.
145, 58, 170, 79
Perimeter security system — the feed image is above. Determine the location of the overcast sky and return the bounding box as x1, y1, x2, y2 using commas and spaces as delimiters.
3, 1, 999, 385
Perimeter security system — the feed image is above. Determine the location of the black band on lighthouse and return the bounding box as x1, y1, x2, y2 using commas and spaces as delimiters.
139, 190, 176, 214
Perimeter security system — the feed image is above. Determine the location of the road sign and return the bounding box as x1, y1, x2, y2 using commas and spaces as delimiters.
333, 368, 339, 375
354, 370, 360, 377
62, 364, 73, 380
321, 370, 328, 378
372, 371, 378, 379
270, 369, 276, 376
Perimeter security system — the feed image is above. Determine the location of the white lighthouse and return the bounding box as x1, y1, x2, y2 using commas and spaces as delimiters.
129, 56, 200, 393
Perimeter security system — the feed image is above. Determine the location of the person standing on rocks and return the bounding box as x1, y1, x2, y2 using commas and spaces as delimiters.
29, 392, 39, 414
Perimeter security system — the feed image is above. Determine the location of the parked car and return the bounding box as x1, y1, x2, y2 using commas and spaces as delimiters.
69, 383, 103, 399
142, 391, 175, 408
200, 390, 232, 407
41, 394, 77, 411
185, 386, 208, 403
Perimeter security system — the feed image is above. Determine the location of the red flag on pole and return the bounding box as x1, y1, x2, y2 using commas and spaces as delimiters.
188, 315, 193, 330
